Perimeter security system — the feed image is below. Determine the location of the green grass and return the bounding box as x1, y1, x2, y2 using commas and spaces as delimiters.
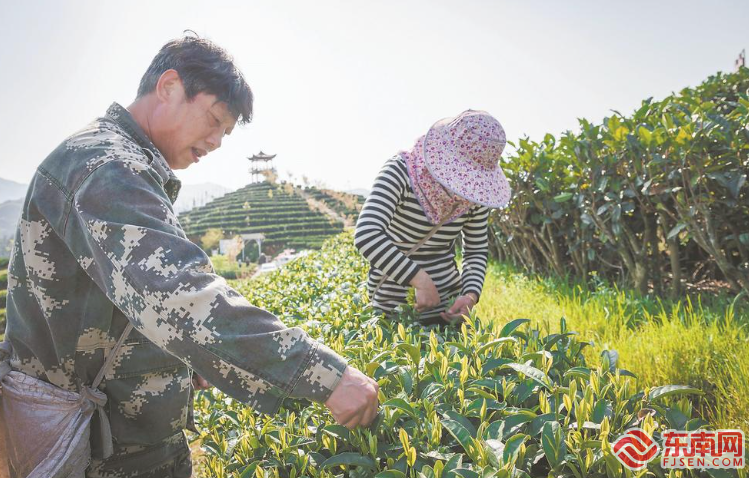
209, 255, 257, 280
475, 261, 749, 430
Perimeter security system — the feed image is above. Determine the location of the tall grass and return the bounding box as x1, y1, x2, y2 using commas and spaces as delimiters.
476, 261, 749, 429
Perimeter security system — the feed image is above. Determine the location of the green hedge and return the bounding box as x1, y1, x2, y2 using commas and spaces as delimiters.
491, 68, 749, 297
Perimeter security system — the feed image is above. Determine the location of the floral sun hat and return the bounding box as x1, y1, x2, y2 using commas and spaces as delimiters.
404, 110, 512, 225
404, 135, 473, 225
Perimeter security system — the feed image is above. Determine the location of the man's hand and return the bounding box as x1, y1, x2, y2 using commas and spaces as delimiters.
439, 293, 478, 323
325, 366, 379, 430
409, 269, 440, 312
192, 373, 212, 390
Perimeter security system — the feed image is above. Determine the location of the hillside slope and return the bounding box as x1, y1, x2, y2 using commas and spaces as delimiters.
0, 178, 28, 203
178, 181, 363, 253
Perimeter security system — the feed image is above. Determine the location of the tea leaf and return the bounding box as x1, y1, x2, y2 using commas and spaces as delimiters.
397, 343, 422, 365
502, 434, 528, 465
499, 319, 531, 338
375, 471, 406, 478
541, 421, 566, 468
321, 452, 377, 470
501, 363, 552, 390
648, 385, 704, 401
477, 337, 517, 355
383, 398, 418, 418
441, 419, 474, 455
442, 410, 477, 437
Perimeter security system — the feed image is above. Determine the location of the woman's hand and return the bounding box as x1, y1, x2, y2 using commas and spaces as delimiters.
409, 269, 441, 311
192, 373, 212, 390
440, 293, 478, 323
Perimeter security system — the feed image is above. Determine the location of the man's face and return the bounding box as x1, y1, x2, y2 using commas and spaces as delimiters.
153, 87, 237, 170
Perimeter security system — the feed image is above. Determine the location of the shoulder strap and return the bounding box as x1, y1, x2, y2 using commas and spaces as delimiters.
91, 322, 135, 389
372, 203, 460, 298
80, 321, 135, 460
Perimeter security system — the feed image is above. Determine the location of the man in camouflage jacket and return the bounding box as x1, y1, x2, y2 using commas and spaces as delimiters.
4, 36, 378, 477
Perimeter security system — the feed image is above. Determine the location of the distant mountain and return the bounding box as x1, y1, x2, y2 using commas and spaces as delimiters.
173, 183, 232, 213
0, 182, 232, 239
346, 188, 370, 198
0, 178, 28, 203
0, 198, 23, 241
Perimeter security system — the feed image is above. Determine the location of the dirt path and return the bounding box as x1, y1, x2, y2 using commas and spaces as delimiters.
296, 190, 353, 228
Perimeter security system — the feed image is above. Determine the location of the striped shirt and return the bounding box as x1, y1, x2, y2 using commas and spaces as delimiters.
354, 155, 490, 322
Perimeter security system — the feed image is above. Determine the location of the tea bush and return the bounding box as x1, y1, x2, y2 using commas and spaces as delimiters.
191, 233, 726, 478
179, 181, 350, 252
210, 254, 258, 280
490, 68, 749, 297
474, 262, 749, 431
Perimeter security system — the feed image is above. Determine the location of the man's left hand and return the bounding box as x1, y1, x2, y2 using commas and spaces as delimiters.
440, 293, 478, 323
192, 373, 212, 390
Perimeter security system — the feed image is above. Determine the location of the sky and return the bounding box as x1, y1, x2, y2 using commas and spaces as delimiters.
1, 1, 748, 192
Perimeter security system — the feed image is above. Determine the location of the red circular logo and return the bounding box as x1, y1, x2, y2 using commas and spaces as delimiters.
613, 428, 660, 471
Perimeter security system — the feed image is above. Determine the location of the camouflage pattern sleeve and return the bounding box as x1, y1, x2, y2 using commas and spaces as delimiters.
62, 158, 347, 414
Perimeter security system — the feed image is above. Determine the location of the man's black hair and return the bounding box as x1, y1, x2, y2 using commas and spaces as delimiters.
137, 33, 253, 124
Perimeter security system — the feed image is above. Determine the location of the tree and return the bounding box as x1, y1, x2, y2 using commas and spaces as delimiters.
200, 228, 223, 252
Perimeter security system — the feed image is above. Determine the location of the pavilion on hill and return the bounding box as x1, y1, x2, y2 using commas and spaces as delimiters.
248, 151, 277, 183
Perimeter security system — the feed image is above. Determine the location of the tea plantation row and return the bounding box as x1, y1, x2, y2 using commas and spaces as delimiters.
190, 233, 720, 478
179, 181, 363, 253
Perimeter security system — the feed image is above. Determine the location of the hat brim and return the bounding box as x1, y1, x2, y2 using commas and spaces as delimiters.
423, 116, 512, 209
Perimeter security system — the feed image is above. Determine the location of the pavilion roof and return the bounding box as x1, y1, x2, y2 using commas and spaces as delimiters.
248, 151, 276, 161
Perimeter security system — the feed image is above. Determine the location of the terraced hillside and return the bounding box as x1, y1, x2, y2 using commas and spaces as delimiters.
305, 185, 364, 225
178, 181, 363, 253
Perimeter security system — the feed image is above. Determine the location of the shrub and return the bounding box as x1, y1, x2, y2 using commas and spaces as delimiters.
201, 228, 224, 252
209, 255, 257, 280
491, 68, 749, 297
192, 234, 712, 478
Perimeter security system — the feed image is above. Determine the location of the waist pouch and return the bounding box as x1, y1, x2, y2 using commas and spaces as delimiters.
0, 323, 134, 477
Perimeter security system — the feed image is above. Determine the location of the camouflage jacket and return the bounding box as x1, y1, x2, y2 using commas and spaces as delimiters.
5, 103, 347, 457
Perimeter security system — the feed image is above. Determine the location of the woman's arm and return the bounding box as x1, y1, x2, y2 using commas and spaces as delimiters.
440, 206, 490, 321
460, 206, 491, 300
354, 157, 422, 286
